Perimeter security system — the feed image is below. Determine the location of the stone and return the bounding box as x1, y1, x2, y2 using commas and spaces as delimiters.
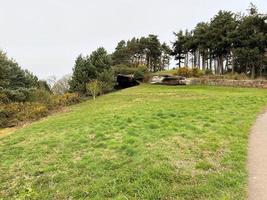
150, 75, 187, 85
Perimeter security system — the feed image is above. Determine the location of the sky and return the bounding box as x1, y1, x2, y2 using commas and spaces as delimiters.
0, 0, 266, 79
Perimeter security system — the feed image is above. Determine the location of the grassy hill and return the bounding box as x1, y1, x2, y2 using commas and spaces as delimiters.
1, 85, 267, 199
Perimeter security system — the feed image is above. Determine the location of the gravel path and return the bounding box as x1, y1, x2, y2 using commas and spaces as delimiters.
248, 111, 267, 200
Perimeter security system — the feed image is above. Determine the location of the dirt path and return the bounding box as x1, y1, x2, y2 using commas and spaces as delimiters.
248, 111, 267, 200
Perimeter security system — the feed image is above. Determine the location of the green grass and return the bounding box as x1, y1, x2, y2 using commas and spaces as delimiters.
1, 85, 267, 199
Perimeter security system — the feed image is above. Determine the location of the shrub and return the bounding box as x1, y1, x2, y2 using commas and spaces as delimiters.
112, 64, 138, 75
57, 93, 81, 106
175, 67, 192, 77
24, 103, 48, 120
192, 68, 204, 77
28, 89, 53, 107
205, 69, 213, 75
133, 69, 144, 80
134, 67, 149, 81
0, 91, 9, 103
143, 73, 152, 83
0, 103, 19, 127
112, 65, 151, 82
224, 72, 249, 80
0, 102, 48, 128
97, 69, 115, 93
175, 67, 205, 78
37, 80, 52, 93
0, 91, 81, 128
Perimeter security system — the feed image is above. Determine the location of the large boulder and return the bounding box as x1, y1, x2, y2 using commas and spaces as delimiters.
150, 75, 187, 85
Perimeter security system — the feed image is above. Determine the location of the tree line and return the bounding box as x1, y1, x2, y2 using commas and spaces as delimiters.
69, 35, 172, 94
0, 3, 266, 127
112, 35, 172, 72
172, 3, 267, 78
69, 4, 266, 96
1, 3, 266, 98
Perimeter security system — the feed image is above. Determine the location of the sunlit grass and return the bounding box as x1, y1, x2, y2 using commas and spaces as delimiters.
1, 84, 267, 199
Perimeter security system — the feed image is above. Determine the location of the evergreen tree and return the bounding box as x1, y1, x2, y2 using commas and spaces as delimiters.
171, 4, 266, 76
161, 42, 172, 70
0, 51, 38, 89
233, 5, 267, 78
112, 40, 130, 65
89, 47, 112, 73
69, 55, 97, 93
70, 47, 113, 94
209, 11, 237, 74
172, 31, 186, 68
111, 35, 170, 71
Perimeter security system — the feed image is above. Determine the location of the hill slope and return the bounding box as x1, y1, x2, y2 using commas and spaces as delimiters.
1, 85, 267, 199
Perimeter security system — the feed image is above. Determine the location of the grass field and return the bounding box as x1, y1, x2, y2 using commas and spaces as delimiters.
1, 85, 267, 199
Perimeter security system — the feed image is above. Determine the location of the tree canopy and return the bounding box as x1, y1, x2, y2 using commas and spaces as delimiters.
69, 47, 113, 94
112, 35, 171, 72
0, 51, 39, 90
172, 4, 267, 78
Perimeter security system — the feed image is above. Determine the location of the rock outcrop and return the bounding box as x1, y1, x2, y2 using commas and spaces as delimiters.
151, 75, 187, 85
117, 74, 139, 88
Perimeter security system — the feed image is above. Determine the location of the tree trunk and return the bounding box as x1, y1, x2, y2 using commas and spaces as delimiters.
198, 51, 201, 69
227, 58, 230, 72
219, 55, 224, 75
251, 65, 256, 79
148, 56, 151, 71
184, 54, 187, 67
216, 57, 219, 74
178, 53, 181, 68
191, 54, 195, 68
194, 52, 197, 68
209, 56, 212, 70
232, 54, 235, 74
202, 54, 205, 71
185, 52, 188, 67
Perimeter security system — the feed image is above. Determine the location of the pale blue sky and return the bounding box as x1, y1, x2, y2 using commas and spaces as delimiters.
0, 0, 266, 79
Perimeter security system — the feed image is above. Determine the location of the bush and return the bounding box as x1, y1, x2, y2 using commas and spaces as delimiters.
134, 67, 149, 81
205, 69, 213, 75
0, 103, 19, 127
0, 92, 9, 103
192, 68, 204, 77
0, 102, 48, 128
24, 103, 48, 120
224, 72, 249, 80
143, 73, 152, 83
0, 92, 81, 128
133, 69, 144, 80
55, 93, 81, 106
97, 69, 115, 93
112, 64, 139, 75
28, 89, 53, 107
175, 67, 204, 78
175, 67, 192, 77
